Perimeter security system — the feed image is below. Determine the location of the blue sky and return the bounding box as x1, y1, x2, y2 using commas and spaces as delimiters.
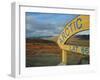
26, 12, 88, 38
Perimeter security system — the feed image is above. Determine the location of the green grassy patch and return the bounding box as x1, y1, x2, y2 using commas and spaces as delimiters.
26, 53, 60, 67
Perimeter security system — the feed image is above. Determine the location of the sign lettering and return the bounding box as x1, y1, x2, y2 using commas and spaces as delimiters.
57, 15, 89, 48
61, 45, 89, 55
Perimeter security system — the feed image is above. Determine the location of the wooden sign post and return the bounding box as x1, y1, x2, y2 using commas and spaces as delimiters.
62, 50, 67, 64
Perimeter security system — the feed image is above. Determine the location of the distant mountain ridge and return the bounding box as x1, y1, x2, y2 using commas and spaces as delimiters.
27, 36, 58, 42
26, 36, 54, 39
75, 35, 89, 40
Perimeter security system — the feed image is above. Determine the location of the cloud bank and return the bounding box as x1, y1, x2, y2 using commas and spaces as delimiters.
26, 12, 78, 38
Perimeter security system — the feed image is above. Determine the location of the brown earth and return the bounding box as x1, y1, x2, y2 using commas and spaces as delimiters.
26, 35, 89, 67
26, 38, 62, 57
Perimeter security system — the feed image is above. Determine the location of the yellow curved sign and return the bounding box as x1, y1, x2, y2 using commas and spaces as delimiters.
57, 15, 89, 48
57, 15, 89, 64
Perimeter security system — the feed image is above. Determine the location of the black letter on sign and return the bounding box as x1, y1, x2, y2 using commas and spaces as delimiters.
76, 18, 82, 29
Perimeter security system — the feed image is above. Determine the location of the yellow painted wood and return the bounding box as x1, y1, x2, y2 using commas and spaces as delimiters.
61, 45, 89, 55
57, 15, 89, 65
62, 50, 67, 64
61, 45, 89, 64
57, 15, 89, 48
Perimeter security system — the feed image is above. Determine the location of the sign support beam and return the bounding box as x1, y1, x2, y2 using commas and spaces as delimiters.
62, 50, 67, 64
